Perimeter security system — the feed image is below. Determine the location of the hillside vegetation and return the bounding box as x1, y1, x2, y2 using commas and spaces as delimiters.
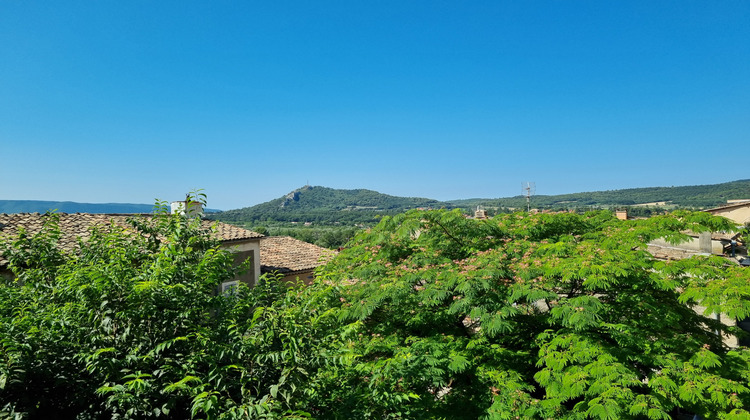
450, 179, 750, 210
3, 204, 750, 418
212, 180, 750, 227
3, 180, 747, 219
212, 185, 443, 225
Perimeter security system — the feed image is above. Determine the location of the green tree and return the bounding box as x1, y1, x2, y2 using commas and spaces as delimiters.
0, 195, 324, 419
5, 200, 750, 419
308, 209, 750, 419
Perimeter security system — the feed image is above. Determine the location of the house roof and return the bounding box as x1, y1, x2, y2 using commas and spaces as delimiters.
0, 213, 262, 266
260, 236, 336, 274
704, 201, 750, 214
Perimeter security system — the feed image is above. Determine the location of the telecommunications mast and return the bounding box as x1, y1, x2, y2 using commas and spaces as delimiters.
522, 182, 536, 212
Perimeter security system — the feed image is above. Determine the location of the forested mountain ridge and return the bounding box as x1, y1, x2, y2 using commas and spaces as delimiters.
3, 179, 747, 221
211, 180, 750, 226
213, 185, 443, 224
449, 179, 750, 210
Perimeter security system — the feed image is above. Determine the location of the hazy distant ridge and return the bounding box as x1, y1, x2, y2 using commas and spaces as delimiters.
0, 200, 159, 214
4, 179, 749, 217
0, 200, 223, 214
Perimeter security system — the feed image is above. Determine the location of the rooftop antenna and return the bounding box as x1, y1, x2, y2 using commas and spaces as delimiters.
522, 182, 536, 212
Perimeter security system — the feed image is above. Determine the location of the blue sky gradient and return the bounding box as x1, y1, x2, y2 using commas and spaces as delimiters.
2, 1, 748, 210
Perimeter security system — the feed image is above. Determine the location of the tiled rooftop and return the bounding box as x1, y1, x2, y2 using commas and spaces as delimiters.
260, 236, 336, 274
705, 201, 750, 213
0, 213, 262, 266
208, 219, 264, 242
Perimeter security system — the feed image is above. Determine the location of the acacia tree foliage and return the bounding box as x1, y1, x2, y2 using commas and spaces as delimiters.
4, 200, 750, 419
0, 196, 326, 419
308, 209, 750, 419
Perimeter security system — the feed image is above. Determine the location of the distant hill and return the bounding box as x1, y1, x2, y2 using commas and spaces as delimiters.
0, 200, 158, 214
211, 180, 750, 226
0, 200, 220, 214
5, 179, 748, 221
211, 185, 444, 225
448, 179, 750, 210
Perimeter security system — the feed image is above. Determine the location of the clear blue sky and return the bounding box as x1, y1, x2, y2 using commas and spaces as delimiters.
2, 1, 748, 210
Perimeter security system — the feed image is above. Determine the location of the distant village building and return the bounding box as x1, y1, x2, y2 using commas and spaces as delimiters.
638, 205, 748, 348
473, 207, 488, 219
643, 200, 750, 261
704, 200, 750, 225
647, 231, 739, 260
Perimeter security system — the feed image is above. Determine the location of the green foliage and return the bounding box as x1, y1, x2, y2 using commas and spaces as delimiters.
211, 181, 750, 230
0, 194, 325, 418
450, 179, 750, 210
4, 196, 750, 418
310, 208, 750, 418
209, 185, 446, 226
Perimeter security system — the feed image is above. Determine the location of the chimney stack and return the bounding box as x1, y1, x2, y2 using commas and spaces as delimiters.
170, 198, 204, 218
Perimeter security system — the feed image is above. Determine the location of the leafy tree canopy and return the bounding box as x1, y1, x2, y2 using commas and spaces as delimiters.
4, 195, 750, 419
0, 195, 324, 419
307, 209, 750, 419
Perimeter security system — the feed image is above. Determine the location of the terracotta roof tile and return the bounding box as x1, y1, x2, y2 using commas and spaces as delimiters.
208, 220, 264, 242
0, 213, 262, 266
260, 236, 336, 274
